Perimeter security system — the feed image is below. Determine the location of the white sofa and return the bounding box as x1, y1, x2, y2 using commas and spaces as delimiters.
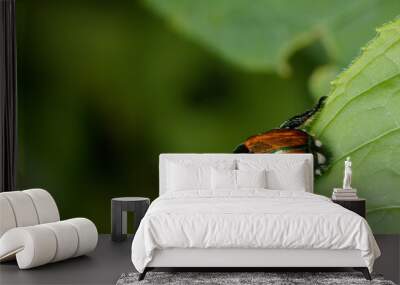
0, 189, 98, 269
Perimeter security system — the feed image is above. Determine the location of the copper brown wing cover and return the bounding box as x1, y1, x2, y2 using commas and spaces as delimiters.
242, 129, 310, 153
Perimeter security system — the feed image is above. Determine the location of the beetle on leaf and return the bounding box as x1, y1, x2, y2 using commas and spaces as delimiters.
234, 96, 328, 175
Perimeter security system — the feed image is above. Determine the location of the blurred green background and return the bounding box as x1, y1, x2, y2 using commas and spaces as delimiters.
16, 0, 399, 233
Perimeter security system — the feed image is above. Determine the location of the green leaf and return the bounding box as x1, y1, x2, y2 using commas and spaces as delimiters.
144, 0, 400, 75
308, 19, 400, 234
367, 206, 400, 233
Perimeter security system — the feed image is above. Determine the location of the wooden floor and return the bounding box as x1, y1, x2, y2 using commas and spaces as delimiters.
0, 234, 399, 285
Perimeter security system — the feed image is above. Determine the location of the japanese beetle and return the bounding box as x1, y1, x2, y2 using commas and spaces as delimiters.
234, 96, 328, 175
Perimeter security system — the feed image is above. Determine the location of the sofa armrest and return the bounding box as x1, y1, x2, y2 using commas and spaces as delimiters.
0, 218, 97, 269
0, 225, 57, 268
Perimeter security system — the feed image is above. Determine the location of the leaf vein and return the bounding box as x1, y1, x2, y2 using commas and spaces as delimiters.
317, 72, 400, 136
367, 205, 400, 214
329, 126, 400, 167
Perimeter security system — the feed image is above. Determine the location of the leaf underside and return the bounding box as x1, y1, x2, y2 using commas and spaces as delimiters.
308, 19, 400, 233
144, 0, 400, 75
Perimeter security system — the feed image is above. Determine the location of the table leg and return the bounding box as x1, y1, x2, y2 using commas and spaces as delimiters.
111, 202, 127, 242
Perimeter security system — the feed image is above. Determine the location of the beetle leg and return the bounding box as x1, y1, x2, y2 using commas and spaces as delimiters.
314, 139, 323, 147
317, 152, 326, 164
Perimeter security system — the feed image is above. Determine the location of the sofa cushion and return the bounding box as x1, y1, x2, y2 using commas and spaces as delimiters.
24, 189, 59, 224
0, 196, 17, 237
0, 191, 39, 227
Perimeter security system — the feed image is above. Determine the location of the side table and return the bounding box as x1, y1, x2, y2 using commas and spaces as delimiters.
111, 197, 150, 242
332, 198, 366, 218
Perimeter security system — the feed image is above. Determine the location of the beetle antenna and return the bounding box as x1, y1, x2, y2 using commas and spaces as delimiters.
279, 96, 327, 129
